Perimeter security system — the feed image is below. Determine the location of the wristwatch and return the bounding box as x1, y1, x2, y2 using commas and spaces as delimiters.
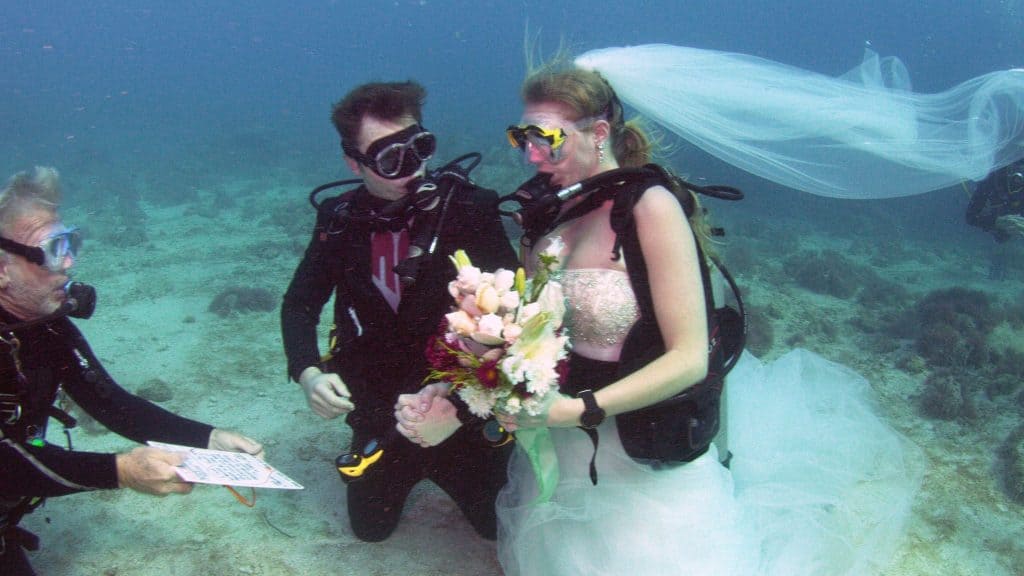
577, 389, 606, 429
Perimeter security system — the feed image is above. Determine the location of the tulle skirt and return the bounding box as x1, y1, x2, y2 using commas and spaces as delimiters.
496, 349, 924, 576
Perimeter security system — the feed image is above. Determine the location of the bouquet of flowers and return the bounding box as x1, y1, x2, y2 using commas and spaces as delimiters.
425, 241, 569, 420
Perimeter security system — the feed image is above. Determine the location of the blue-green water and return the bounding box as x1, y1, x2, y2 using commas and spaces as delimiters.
4, 1, 1024, 574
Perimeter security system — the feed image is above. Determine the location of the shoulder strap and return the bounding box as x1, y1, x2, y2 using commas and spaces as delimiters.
610, 165, 724, 387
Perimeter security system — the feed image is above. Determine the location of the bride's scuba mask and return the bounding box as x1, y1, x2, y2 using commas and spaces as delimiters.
506, 124, 568, 163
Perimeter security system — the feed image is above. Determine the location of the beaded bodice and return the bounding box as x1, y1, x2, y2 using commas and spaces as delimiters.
557, 268, 639, 361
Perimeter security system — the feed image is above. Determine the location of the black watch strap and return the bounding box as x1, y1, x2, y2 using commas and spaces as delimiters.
576, 389, 603, 486
577, 389, 605, 429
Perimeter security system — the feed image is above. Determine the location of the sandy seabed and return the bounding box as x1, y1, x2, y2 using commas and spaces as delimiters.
19, 175, 1024, 576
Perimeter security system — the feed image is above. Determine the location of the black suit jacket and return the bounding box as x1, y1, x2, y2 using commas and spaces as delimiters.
281, 180, 518, 431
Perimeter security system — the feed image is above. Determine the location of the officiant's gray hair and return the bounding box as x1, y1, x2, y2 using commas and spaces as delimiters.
0, 166, 62, 234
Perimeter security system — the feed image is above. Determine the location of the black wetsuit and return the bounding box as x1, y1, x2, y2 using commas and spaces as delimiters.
281, 180, 518, 542
0, 309, 213, 575
966, 160, 1024, 242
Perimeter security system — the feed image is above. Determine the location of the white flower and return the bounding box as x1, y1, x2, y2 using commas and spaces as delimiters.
501, 318, 567, 396
502, 321, 523, 344
534, 281, 566, 330
472, 313, 505, 345
501, 395, 523, 415
457, 386, 497, 418
453, 265, 481, 294
493, 268, 515, 293
522, 395, 549, 417
459, 294, 483, 317
517, 301, 541, 325
476, 284, 501, 314
446, 310, 476, 336
542, 236, 565, 261
499, 290, 520, 312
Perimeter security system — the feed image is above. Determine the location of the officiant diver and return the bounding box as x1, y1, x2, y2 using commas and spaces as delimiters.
280, 81, 518, 542
0, 167, 263, 576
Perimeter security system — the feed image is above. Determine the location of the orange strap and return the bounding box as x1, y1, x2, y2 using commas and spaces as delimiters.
223, 485, 256, 507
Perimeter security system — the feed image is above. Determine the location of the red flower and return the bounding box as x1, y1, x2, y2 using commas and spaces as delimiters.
556, 357, 570, 384
425, 334, 460, 372
475, 360, 501, 389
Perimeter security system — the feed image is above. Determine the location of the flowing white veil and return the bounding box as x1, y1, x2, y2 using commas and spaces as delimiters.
575, 44, 1024, 199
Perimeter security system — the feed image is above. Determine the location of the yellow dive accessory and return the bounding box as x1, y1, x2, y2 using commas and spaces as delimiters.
507, 124, 568, 162
335, 437, 385, 483
333, 423, 514, 484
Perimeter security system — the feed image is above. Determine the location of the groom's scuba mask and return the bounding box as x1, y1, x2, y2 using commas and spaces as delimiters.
310, 153, 484, 286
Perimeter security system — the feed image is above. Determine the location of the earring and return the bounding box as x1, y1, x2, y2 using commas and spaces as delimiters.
597, 141, 606, 164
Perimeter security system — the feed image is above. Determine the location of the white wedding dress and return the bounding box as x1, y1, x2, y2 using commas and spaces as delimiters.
496, 269, 923, 576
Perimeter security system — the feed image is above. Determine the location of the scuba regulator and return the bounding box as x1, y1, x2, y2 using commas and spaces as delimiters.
0, 281, 97, 333
497, 164, 745, 247
309, 153, 485, 287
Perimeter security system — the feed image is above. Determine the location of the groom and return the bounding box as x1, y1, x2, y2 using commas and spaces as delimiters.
281, 80, 518, 542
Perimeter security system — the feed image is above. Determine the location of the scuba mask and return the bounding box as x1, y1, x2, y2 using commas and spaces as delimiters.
0, 225, 81, 273
506, 124, 568, 163
342, 124, 437, 180
1008, 162, 1024, 195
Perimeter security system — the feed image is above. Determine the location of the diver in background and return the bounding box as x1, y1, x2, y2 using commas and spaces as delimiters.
0, 167, 263, 575
966, 158, 1024, 241
966, 157, 1024, 277
280, 81, 518, 542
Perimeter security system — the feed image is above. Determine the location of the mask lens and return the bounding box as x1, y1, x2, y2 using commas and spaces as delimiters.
375, 144, 405, 177
371, 130, 435, 179
507, 125, 565, 162
411, 132, 436, 159
40, 227, 80, 271
526, 132, 559, 161
1009, 171, 1024, 194
506, 126, 528, 149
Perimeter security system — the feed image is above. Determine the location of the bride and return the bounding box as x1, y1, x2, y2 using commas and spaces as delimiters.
398, 48, 931, 575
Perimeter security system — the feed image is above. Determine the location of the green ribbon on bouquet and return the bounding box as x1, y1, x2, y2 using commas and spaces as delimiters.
514, 427, 559, 503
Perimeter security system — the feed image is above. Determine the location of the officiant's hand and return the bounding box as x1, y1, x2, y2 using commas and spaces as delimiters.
207, 428, 264, 459
395, 383, 460, 447
116, 446, 193, 496
299, 367, 355, 419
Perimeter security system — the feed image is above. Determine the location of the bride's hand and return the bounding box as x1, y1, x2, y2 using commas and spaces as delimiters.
496, 392, 576, 431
